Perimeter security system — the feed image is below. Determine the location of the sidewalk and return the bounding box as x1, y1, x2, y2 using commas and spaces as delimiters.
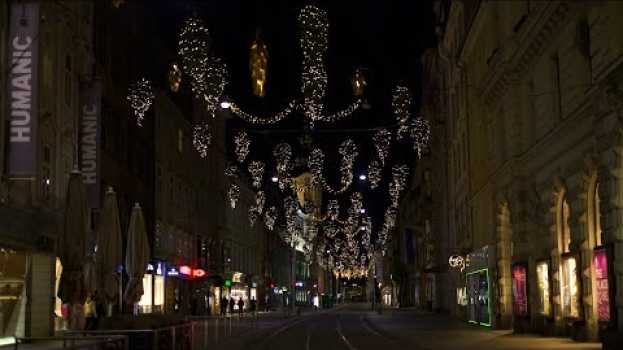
364, 309, 602, 350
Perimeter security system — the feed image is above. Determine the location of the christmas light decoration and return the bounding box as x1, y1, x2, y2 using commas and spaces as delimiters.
248, 161, 265, 189
352, 67, 367, 97
255, 191, 266, 215
327, 200, 339, 221
248, 207, 259, 226
228, 183, 240, 209
411, 116, 431, 159
127, 77, 154, 126
273, 143, 292, 191
178, 17, 211, 96
229, 100, 298, 125
389, 164, 409, 206
234, 131, 251, 163
203, 58, 228, 117
298, 5, 329, 127
368, 158, 382, 189
168, 63, 182, 92
373, 129, 391, 165
308, 148, 325, 185
192, 122, 211, 158
250, 33, 269, 97
392, 85, 412, 140
224, 164, 239, 179
264, 206, 277, 231
312, 99, 362, 123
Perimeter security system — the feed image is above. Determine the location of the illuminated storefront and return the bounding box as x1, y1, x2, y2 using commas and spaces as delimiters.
465, 246, 491, 327
536, 261, 551, 316
561, 255, 580, 318
512, 264, 528, 317
0, 249, 27, 345
138, 263, 165, 313
593, 248, 610, 323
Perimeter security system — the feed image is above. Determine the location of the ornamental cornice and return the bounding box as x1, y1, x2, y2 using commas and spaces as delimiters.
481, 2, 572, 107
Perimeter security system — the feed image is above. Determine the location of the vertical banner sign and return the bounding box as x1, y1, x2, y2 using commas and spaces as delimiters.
7, 1, 39, 176
593, 248, 610, 322
79, 79, 102, 209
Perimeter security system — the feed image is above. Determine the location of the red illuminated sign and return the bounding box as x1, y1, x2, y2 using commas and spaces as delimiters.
193, 269, 206, 278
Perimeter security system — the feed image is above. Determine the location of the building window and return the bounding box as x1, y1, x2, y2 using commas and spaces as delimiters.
561, 256, 579, 318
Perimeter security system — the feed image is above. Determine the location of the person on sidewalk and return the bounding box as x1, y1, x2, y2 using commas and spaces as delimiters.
84, 293, 98, 330
221, 296, 228, 316
229, 296, 235, 315
238, 297, 244, 317
250, 297, 257, 317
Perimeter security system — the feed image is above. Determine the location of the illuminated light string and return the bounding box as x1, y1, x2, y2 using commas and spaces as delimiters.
248, 161, 265, 189
127, 77, 154, 126
307, 139, 358, 195
368, 158, 382, 189
392, 85, 412, 141
229, 100, 297, 125
192, 122, 211, 158
178, 16, 211, 97
273, 143, 293, 191
373, 129, 391, 165
411, 116, 431, 159
224, 165, 240, 209
234, 131, 251, 163
264, 206, 277, 231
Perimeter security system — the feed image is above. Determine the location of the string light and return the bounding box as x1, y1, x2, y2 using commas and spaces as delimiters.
393, 85, 412, 140
248, 161, 265, 189
298, 5, 329, 127
264, 206, 277, 231
373, 129, 391, 165
127, 77, 154, 126
203, 58, 228, 117
411, 116, 431, 159
389, 164, 409, 207
178, 17, 211, 97
229, 100, 297, 125
192, 122, 211, 158
228, 184, 240, 209
368, 158, 382, 189
168, 63, 182, 92
234, 131, 251, 163
273, 143, 292, 191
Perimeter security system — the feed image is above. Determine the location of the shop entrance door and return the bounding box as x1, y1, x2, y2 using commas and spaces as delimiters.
467, 269, 491, 326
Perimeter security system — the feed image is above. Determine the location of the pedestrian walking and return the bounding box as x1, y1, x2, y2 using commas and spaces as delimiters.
84, 293, 98, 330
229, 297, 235, 315
250, 297, 257, 317
238, 297, 244, 317
221, 296, 228, 316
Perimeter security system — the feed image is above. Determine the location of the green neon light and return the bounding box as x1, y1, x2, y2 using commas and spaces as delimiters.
465, 268, 492, 327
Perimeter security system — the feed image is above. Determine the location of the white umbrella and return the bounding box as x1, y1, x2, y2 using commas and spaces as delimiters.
57, 170, 89, 329
97, 187, 123, 315
124, 203, 150, 313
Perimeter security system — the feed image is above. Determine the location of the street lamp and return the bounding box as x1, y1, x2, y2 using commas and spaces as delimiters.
359, 174, 367, 181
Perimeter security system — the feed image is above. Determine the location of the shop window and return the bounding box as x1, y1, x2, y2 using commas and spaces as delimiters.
536, 261, 551, 316
593, 248, 610, 322
561, 256, 580, 318
512, 264, 528, 317
466, 268, 491, 326
138, 274, 153, 313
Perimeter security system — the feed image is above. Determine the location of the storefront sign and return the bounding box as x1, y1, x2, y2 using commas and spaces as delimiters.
512, 265, 528, 316
79, 79, 102, 208
593, 248, 610, 322
6, 1, 39, 176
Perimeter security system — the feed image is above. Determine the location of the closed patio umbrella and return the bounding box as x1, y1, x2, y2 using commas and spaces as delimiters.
96, 187, 123, 315
124, 203, 150, 313
57, 170, 89, 328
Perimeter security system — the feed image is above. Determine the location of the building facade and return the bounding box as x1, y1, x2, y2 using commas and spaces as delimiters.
426, 0, 623, 342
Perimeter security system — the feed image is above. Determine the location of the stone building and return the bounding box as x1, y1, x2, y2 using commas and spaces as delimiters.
426, 0, 623, 342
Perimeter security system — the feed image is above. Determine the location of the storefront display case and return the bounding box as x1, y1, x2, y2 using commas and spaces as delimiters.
560, 253, 581, 320
593, 245, 614, 331
512, 263, 528, 318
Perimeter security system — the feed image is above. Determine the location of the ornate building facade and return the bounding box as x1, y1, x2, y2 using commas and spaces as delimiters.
425, 0, 623, 343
